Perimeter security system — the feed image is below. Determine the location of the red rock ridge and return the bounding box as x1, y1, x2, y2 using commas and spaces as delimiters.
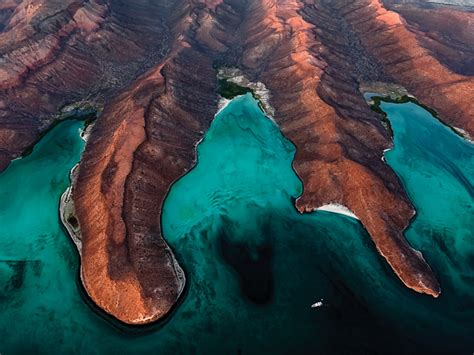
344, 0, 474, 135
242, 0, 441, 297
73, 0, 243, 324
383, 1, 474, 75
0, 0, 173, 171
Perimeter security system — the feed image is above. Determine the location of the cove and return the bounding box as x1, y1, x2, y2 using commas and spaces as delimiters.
0, 94, 472, 354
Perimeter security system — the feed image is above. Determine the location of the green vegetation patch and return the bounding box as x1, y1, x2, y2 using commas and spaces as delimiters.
217, 79, 254, 100
217, 78, 270, 115
369, 94, 445, 138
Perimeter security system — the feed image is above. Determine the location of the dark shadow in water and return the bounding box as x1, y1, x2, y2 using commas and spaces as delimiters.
218, 217, 274, 305
4, 261, 27, 291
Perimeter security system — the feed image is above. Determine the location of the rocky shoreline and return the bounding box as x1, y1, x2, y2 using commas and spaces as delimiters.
60, 164, 83, 255
362, 82, 474, 143
59, 122, 187, 324
217, 67, 275, 117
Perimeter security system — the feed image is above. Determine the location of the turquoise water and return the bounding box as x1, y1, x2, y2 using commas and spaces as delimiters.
0, 94, 472, 354
380, 101, 474, 343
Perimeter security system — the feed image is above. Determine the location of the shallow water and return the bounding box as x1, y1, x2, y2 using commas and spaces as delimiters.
0, 95, 472, 354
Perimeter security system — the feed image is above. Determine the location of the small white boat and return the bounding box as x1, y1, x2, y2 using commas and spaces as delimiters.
311, 299, 324, 308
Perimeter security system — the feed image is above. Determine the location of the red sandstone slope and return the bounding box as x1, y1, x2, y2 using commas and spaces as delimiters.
1, 0, 473, 324
383, 1, 474, 76
0, 0, 171, 171
345, 0, 474, 134
73, 0, 244, 324
241, 0, 441, 298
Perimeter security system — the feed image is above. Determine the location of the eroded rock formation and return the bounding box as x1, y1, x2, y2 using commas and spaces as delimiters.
71, 0, 244, 324
1, 0, 473, 324
0, 0, 171, 171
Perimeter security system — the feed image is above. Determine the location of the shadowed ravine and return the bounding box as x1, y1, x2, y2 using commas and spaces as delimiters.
0, 94, 472, 353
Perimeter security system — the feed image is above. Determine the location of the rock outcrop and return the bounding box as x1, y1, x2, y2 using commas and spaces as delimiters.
0, 0, 171, 171
72, 0, 244, 324
384, 1, 474, 76
1, 0, 473, 324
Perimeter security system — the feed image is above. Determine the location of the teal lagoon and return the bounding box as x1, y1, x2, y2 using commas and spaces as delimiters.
0, 94, 472, 354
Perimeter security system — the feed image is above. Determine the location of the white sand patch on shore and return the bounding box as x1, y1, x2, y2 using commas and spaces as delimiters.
217, 97, 231, 114
315, 203, 359, 220
79, 121, 95, 142
217, 67, 275, 117
453, 126, 474, 144
381, 147, 392, 163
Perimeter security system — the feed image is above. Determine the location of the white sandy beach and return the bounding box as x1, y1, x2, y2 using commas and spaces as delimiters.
315, 203, 359, 220
217, 97, 232, 114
